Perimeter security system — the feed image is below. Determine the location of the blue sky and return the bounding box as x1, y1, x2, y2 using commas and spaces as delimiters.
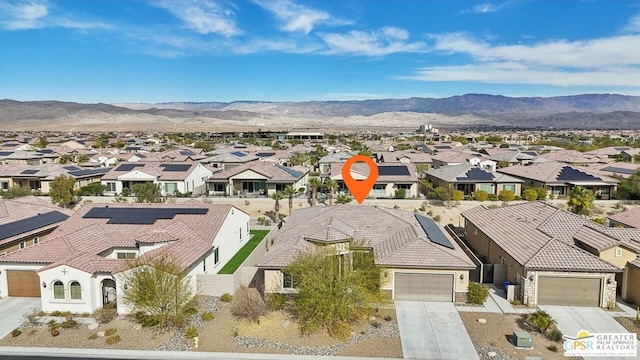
1, 0, 640, 103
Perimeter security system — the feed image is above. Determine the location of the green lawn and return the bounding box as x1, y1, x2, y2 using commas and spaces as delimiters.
217, 230, 270, 274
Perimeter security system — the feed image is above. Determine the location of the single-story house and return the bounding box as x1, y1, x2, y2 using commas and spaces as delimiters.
0, 203, 250, 314
259, 205, 476, 302
100, 162, 213, 196
328, 162, 419, 198
317, 151, 358, 175
425, 164, 524, 196
0, 150, 59, 165
462, 201, 640, 307
207, 162, 309, 197
608, 207, 640, 229
0, 163, 111, 194
431, 150, 484, 168
199, 151, 259, 171
0, 196, 72, 256
497, 161, 618, 199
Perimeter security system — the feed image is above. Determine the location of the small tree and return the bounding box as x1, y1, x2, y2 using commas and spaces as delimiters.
77, 154, 90, 163
336, 193, 352, 204
270, 191, 284, 221
533, 187, 548, 200
58, 154, 72, 164
308, 177, 322, 206
230, 286, 267, 323
473, 190, 488, 202
498, 189, 515, 202
133, 182, 162, 203
467, 282, 489, 305
452, 189, 464, 202
120, 254, 194, 328
323, 178, 338, 206
528, 310, 555, 334
567, 186, 594, 216
282, 185, 298, 217
50, 175, 76, 208
394, 188, 406, 199
285, 245, 382, 340
523, 188, 538, 201
35, 136, 49, 148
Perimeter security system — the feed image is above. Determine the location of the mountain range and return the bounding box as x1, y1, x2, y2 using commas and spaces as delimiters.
2, 94, 640, 132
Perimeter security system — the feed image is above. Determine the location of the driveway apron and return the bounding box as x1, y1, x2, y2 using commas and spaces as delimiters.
0, 297, 41, 339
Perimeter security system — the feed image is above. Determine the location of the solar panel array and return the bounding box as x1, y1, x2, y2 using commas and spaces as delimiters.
378, 166, 410, 176
83, 207, 209, 224
614, 147, 631, 151
160, 164, 192, 172
458, 167, 495, 181
414, 214, 455, 249
434, 145, 452, 149
63, 166, 81, 171
231, 151, 247, 157
601, 166, 636, 175
179, 150, 194, 156
136, 153, 146, 158
0, 151, 13, 156
556, 166, 600, 181
20, 169, 39, 175
275, 164, 303, 178
256, 152, 276, 157
37, 149, 53, 154
68, 168, 112, 177
115, 163, 145, 171
0, 211, 70, 241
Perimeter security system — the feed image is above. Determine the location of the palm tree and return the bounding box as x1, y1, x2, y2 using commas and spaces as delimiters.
58, 154, 72, 164
336, 193, 353, 204
270, 191, 285, 222
567, 186, 595, 216
308, 177, 322, 206
323, 178, 338, 206
77, 154, 89, 164
282, 185, 298, 217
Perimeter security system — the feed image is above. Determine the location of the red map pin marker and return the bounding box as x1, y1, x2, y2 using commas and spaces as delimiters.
342, 155, 379, 204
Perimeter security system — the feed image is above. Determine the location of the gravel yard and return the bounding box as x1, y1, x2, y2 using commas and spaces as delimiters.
615, 317, 640, 339
460, 312, 582, 360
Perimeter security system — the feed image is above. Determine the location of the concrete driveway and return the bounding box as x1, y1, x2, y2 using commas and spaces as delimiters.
0, 297, 41, 339
539, 305, 639, 360
396, 301, 479, 360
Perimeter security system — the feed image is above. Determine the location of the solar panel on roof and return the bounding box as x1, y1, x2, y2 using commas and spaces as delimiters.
179, 150, 194, 156
136, 154, 146, 158
275, 164, 303, 178
0, 211, 69, 241
161, 164, 191, 172
63, 166, 81, 171
415, 214, 455, 249
37, 149, 53, 154
457, 167, 494, 181
556, 166, 600, 181
434, 145, 452, 149
256, 152, 276, 157
231, 151, 247, 157
68, 168, 111, 177
614, 147, 631, 151
600, 166, 636, 175
378, 166, 410, 176
115, 163, 145, 171
20, 169, 39, 175
83, 207, 209, 224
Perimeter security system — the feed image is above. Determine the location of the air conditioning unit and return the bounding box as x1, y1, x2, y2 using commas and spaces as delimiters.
513, 331, 532, 348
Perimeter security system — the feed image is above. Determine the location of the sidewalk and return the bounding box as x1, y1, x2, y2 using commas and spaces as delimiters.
609, 299, 639, 318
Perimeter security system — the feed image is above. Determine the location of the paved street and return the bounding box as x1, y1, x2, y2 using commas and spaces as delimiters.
0, 297, 41, 339
396, 301, 479, 360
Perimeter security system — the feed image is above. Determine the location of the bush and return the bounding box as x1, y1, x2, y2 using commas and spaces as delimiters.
473, 190, 488, 202
61, 319, 79, 329
230, 286, 267, 323
370, 321, 381, 328
498, 189, 515, 202
23, 308, 39, 327
511, 299, 522, 306
547, 345, 558, 352
185, 326, 198, 339
11, 329, 21, 337
433, 215, 442, 222
51, 310, 63, 317
88, 333, 99, 340
184, 307, 198, 316
94, 308, 116, 324
133, 312, 160, 328
523, 188, 538, 201
47, 320, 59, 331
201, 312, 215, 321
467, 282, 489, 305
266, 293, 286, 311
105, 335, 121, 345
488, 194, 499, 201
220, 293, 233, 302
528, 310, 555, 334
394, 189, 406, 199
547, 328, 563, 342
50, 328, 60, 337
104, 328, 117, 336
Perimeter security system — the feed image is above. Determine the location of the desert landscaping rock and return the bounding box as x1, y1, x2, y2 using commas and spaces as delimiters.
96, 331, 105, 337
87, 323, 99, 331
478, 318, 487, 324
476, 346, 512, 360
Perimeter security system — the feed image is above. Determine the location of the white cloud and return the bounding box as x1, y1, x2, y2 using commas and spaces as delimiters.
400, 32, 640, 87
316, 92, 387, 101
320, 27, 425, 56
151, 0, 239, 37
253, 0, 330, 34
472, 3, 497, 13
624, 13, 640, 33
0, 1, 48, 30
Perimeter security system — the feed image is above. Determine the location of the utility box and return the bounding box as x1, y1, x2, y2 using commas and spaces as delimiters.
513, 331, 532, 348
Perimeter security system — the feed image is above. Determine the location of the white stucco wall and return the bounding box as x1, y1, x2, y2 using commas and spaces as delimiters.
211, 208, 250, 274
38, 265, 100, 314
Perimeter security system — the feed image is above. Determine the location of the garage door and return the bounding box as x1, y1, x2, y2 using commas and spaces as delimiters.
394, 273, 454, 301
7, 270, 41, 297
537, 277, 601, 306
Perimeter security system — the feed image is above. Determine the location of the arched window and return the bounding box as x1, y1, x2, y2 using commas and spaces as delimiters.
53, 281, 64, 299
70, 281, 81, 300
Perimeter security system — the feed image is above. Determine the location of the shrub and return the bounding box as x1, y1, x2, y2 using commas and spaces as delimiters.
230, 286, 267, 323
370, 321, 381, 328
94, 308, 116, 324
220, 293, 233, 302
433, 215, 442, 222
473, 190, 488, 202
266, 293, 286, 311
528, 310, 555, 334
547, 345, 558, 352
394, 189, 406, 199
498, 189, 515, 202
105, 335, 121, 345
488, 194, 499, 201
51, 310, 63, 317
47, 320, 59, 331
50, 328, 60, 337
201, 312, 215, 321
61, 319, 79, 329
511, 299, 522, 306
134, 311, 160, 328
467, 282, 489, 305
104, 328, 117, 336
383, 315, 393, 322
185, 326, 198, 339
23, 308, 40, 327
88, 333, 98, 340
523, 188, 538, 201
11, 329, 21, 337
547, 328, 563, 342
184, 307, 198, 316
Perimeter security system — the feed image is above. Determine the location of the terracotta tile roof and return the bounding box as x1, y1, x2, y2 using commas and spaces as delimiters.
330, 162, 418, 183
208, 162, 309, 182
608, 207, 640, 229
259, 205, 475, 269
0, 203, 235, 275
525, 239, 621, 272
497, 161, 618, 185
573, 226, 621, 252
38, 253, 124, 274
100, 162, 206, 181
0, 196, 73, 247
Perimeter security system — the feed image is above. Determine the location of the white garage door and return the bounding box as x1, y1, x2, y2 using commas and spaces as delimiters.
394, 273, 454, 301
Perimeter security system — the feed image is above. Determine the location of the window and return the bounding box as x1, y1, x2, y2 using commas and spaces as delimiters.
214, 248, 219, 265
33, 236, 40, 245
116, 252, 136, 259
239, 227, 242, 240
477, 183, 495, 193
0, 181, 8, 190
70, 281, 81, 300
396, 184, 412, 190
164, 182, 178, 194
53, 281, 64, 299
203, 256, 207, 272
615, 248, 623, 257
283, 272, 298, 288
19, 241, 26, 249
106, 182, 116, 192
213, 183, 225, 192
502, 184, 516, 192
